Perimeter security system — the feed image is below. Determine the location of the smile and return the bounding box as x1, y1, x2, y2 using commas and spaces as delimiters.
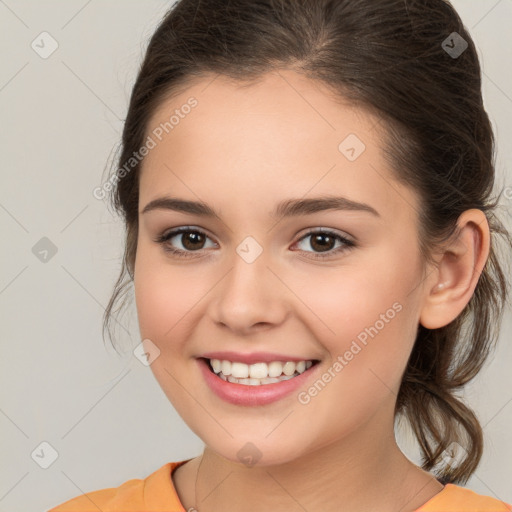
208, 358, 314, 385
197, 356, 321, 406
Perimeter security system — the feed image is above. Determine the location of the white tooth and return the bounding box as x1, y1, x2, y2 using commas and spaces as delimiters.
282, 361, 296, 376
215, 359, 312, 383
221, 360, 232, 376
249, 362, 268, 379
231, 362, 249, 378
268, 361, 283, 377
211, 359, 222, 373
238, 378, 261, 386
260, 377, 280, 384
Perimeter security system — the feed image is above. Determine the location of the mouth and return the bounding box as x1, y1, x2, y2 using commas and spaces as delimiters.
197, 356, 323, 406
201, 357, 321, 386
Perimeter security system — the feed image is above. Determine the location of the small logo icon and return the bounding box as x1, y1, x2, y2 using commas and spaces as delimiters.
441, 441, 467, 468
31, 31, 59, 59
31, 441, 59, 469
236, 236, 263, 264
134, 339, 161, 366
237, 442, 262, 467
338, 133, 366, 162
441, 32, 468, 59
32, 237, 58, 263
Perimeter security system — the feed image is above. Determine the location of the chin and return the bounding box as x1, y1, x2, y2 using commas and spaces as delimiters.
204, 435, 311, 468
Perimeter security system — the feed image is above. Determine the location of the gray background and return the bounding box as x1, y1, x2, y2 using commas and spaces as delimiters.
0, 1, 511, 511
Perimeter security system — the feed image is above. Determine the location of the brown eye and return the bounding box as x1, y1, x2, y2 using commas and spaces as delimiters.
309, 233, 337, 252
179, 231, 206, 250
294, 229, 355, 259
155, 227, 217, 258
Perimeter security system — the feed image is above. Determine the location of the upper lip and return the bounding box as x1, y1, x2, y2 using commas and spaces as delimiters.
199, 351, 318, 365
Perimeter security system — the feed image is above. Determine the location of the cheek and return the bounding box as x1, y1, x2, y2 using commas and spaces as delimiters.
134, 242, 209, 341
299, 262, 409, 329
294, 246, 420, 377
294, 275, 418, 442
134, 255, 171, 340
133, 248, 203, 408
134, 247, 190, 346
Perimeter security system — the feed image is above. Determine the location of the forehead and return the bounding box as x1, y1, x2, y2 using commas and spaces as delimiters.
146, 69, 378, 152
139, 70, 419, 221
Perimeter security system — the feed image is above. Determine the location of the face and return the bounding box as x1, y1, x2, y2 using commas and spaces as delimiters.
134, 70, 428, 466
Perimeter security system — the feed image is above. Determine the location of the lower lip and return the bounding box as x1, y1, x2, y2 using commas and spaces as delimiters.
197, 358, 319, 406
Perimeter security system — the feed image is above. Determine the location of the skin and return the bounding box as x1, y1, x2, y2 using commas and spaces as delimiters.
133, 69, 490, 512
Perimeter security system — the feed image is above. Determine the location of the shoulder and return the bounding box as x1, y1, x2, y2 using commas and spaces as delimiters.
47, 461, 189, 512
418, 483, 512, 512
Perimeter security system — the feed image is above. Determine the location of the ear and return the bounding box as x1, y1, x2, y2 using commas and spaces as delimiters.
419, 209, 490, 329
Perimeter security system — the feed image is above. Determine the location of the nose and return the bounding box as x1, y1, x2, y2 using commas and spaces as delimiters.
208, 246, 290, 335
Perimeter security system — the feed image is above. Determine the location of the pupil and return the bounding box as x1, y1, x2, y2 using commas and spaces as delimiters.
311, 234, 333, 252
183, 232, 204, 250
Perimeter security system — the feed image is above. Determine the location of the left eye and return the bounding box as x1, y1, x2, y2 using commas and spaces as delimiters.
293, 229, 355, 257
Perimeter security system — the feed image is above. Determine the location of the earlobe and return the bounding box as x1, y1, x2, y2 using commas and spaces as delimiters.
419, 209, 490, 330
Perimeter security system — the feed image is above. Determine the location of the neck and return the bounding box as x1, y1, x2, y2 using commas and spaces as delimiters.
177, 410, 443, 512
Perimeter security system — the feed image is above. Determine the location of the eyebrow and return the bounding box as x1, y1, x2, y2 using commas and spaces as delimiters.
141, 195, 379, 218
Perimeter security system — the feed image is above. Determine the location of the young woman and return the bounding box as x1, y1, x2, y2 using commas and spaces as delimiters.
50, 0, 512, 510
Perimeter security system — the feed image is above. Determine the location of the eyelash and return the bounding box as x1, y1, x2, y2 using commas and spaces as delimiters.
154, 227, 356, 260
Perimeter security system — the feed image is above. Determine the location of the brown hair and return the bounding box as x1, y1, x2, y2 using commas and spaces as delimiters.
102, 0, 512, 485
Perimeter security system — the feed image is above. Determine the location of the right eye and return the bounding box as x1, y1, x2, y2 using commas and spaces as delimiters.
155, 227, 217, 258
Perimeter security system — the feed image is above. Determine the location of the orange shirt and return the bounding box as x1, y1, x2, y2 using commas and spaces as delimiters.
48, 460, 512, 512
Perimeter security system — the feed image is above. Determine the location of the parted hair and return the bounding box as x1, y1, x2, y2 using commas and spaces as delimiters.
102, 0, 512, 484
